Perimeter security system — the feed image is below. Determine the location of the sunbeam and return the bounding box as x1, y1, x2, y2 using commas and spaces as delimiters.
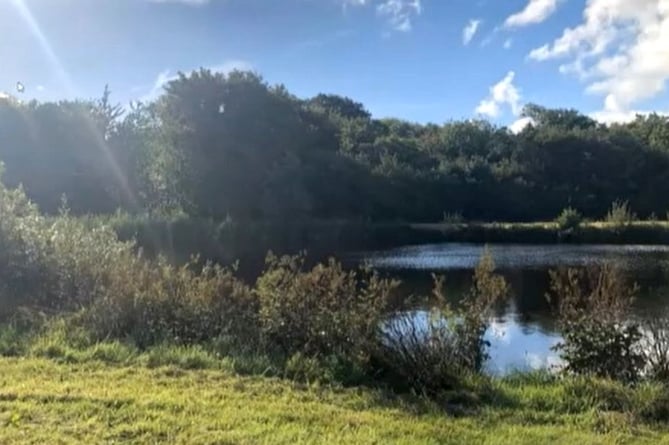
9, 0, 138, 209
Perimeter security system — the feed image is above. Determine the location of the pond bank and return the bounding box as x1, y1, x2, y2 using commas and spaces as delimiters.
94, 217, 669, 274
412, 221, 669, 245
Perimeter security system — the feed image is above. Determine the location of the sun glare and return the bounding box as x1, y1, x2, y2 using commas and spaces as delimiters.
9, 0, 138, 209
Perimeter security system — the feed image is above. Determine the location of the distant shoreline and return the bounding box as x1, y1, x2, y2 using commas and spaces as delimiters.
411, 221, 669, 245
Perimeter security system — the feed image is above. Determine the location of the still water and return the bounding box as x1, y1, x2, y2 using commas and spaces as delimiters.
352, 243, 669, 374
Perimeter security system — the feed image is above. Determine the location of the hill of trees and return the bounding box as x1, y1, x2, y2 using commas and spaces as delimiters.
2, 69, 669, 222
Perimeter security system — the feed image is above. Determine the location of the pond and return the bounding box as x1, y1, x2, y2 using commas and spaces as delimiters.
349, 243, 669, 374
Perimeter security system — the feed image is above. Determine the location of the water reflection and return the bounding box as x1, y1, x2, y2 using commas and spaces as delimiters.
484, 316, 562, 375
354, 243, 669, 373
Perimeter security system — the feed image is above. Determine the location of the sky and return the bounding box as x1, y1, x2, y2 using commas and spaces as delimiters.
1, 0, 668, 127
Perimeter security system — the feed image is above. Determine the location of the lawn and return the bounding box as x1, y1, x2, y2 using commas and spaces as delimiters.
0, 358, 668, 444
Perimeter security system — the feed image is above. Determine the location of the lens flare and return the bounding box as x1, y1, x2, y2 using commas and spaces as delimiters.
9, 0, 138, 209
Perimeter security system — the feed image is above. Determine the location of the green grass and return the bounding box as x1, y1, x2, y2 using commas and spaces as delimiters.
413, 221, 669, 244
0, 356, 668, 444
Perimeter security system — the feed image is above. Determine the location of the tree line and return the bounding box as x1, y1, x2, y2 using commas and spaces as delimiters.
2, 69, 669, 222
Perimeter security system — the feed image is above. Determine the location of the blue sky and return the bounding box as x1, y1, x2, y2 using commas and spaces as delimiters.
1, 0, 668, 127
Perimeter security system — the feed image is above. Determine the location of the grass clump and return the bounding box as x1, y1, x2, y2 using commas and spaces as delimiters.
555, 207, 582, 231
606, 200, 637, 226
81, 256, 259, 349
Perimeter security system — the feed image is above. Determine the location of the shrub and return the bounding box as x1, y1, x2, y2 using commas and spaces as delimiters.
555, 207, 582, 231
82, 257, 258, 348
0, 174, 141, 315
547, 266, 644, 383
0, 183, 53, 314
637, 386, 669, 423
255, 254, 398, 366
379, 250, 509, 393
0, 175, 260, 350
605, 200, 636, 226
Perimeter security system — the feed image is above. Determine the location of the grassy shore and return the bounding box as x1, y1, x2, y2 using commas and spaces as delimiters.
0, 354, 667, 444
413, 221, 669, 245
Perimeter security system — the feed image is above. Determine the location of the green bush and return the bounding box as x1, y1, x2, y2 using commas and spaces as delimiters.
0, 183, 54, 313
547, 266, 644, 383
82, 257, 258, 348
0, 175, 140, 315
605, 200, 636, 226
255, 254, 398, 367
85, 341, 138, 364
555, 207, 582, 231
637, 386, 669, 423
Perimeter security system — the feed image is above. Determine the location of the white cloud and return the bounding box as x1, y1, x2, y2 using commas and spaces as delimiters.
503, 38, 513, 49
463, 19, 482, 45
505, 0, 561, 28
140, 60, 253, 102
590, 109, 669, 124
529, 0, 669, 116
475, 71, 522, 118
476, 99, 500, 117
36, 85, 46, 92
343, 0, 368, 6
344, 0, 422, 32
148, 0, 210, 5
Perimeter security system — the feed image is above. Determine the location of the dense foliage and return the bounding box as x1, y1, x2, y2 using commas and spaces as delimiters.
2, 69, 669, 222
0, 176, 519, 394
547, 266, 645, 382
